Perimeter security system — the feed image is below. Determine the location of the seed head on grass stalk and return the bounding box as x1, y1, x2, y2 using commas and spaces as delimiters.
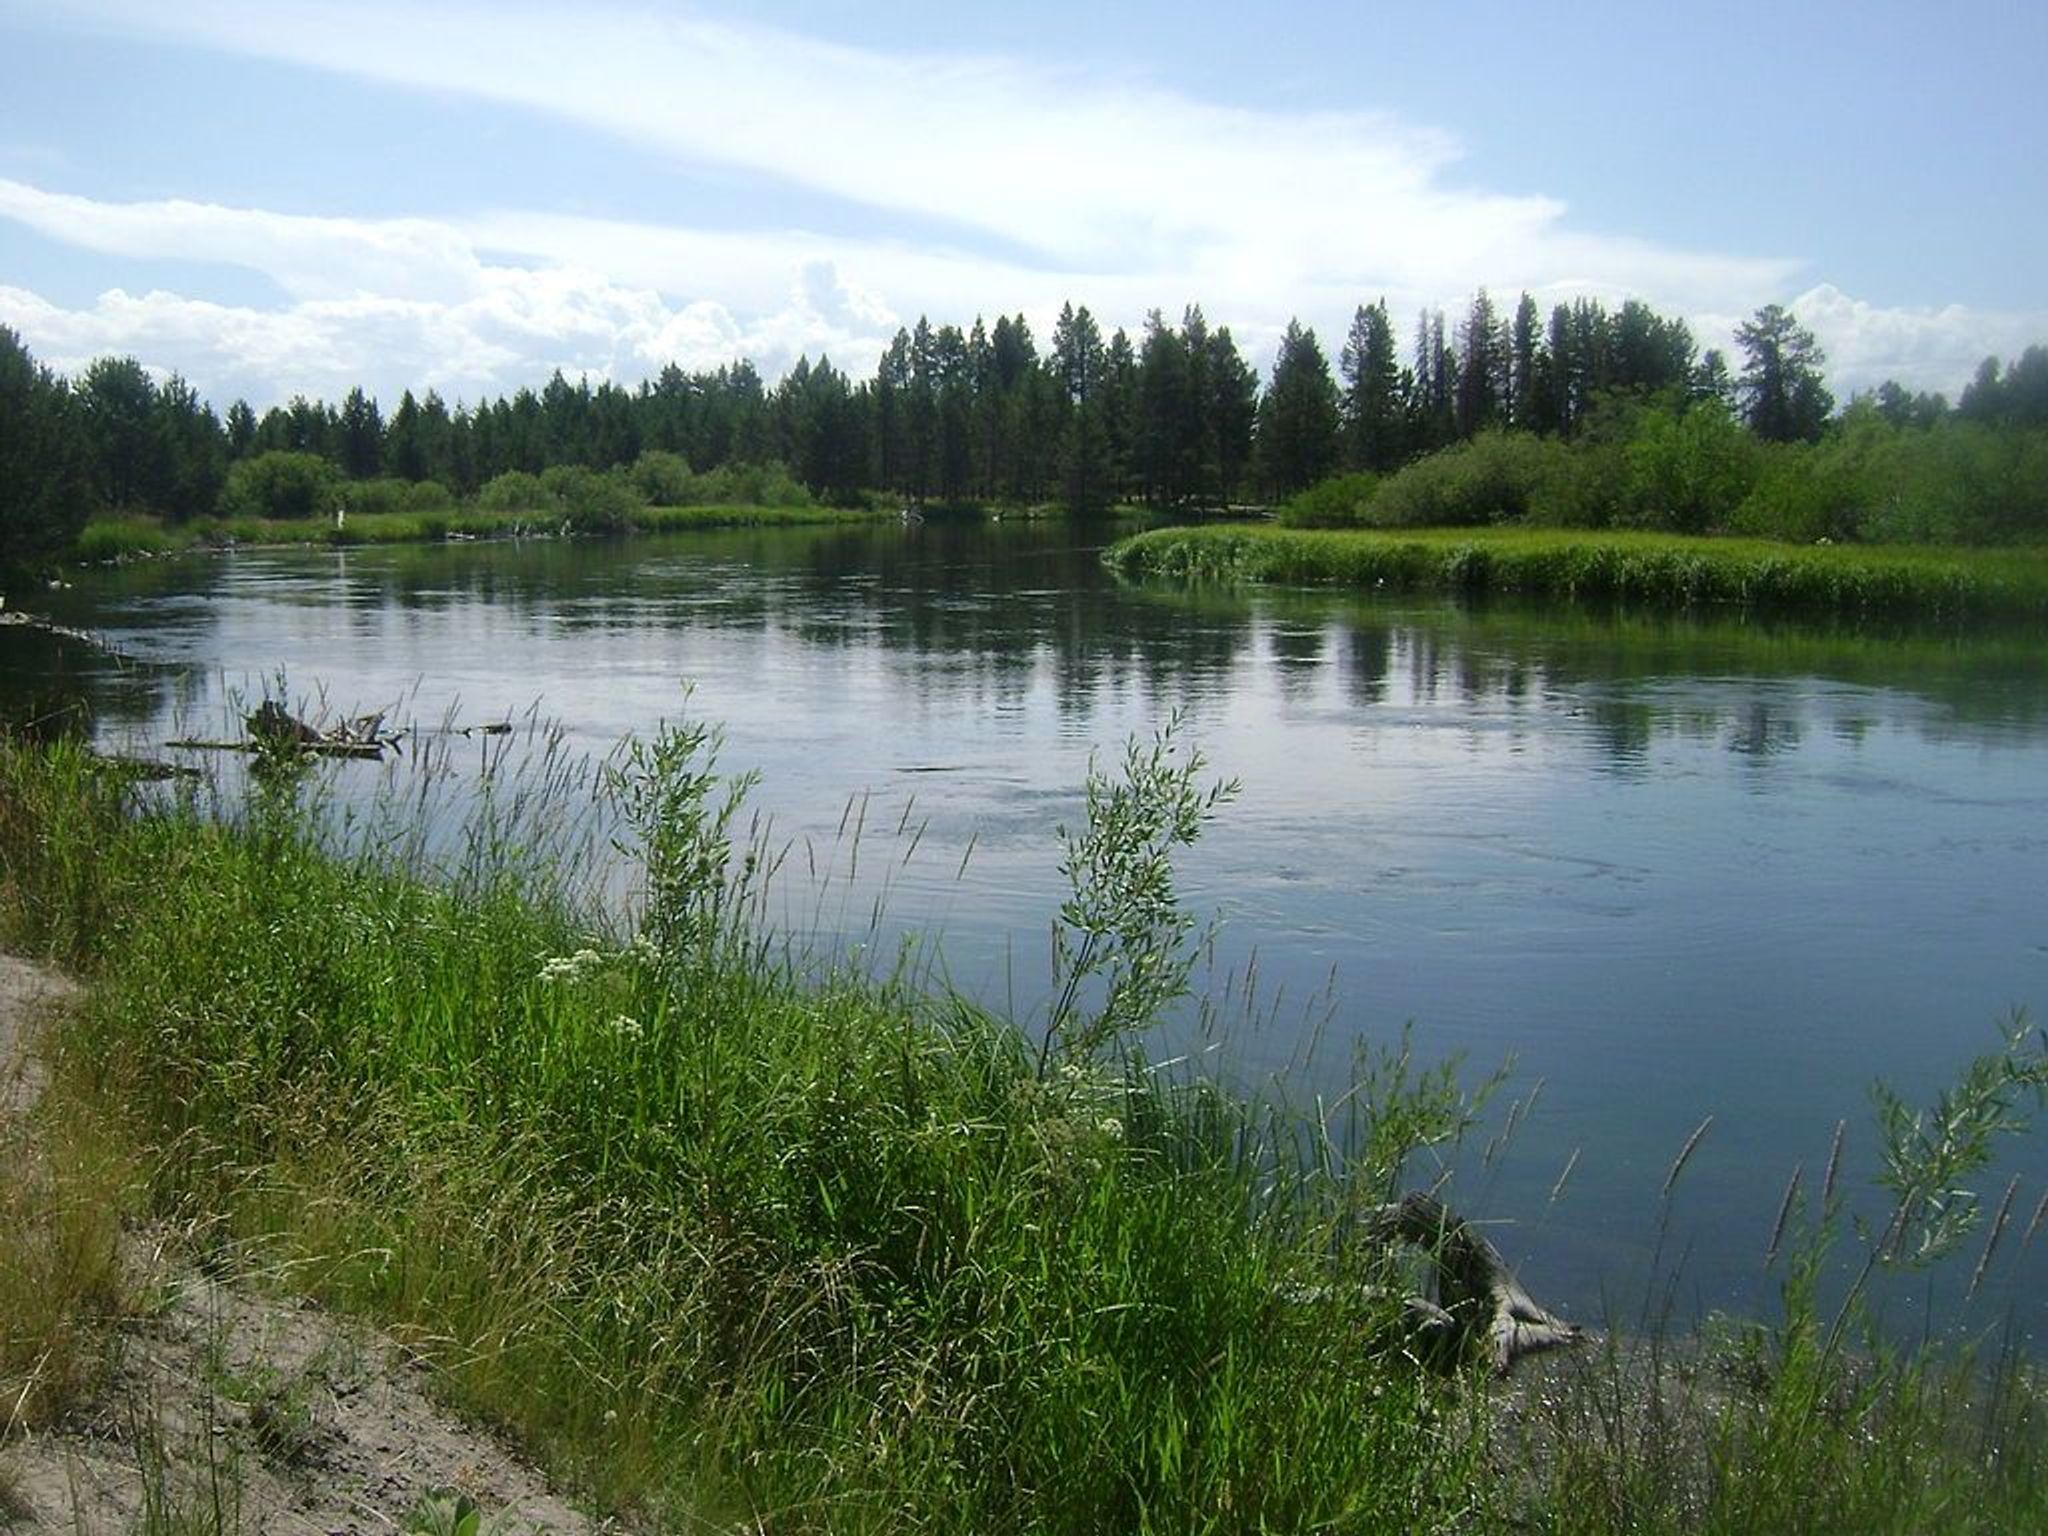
1039, 715, 1238, 1078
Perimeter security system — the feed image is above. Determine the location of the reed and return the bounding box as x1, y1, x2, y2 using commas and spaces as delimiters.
1106, 524, 2048, 624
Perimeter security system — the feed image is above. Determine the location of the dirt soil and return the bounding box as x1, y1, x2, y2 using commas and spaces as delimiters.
1, 953, 614, 1535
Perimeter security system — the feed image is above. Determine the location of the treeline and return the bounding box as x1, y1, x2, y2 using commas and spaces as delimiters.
1281, 325, 2048, 546
7, 294, 2048, 571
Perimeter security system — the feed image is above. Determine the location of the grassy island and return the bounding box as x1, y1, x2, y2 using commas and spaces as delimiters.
1106, 524, 2048, 625
71, 501, 888, 563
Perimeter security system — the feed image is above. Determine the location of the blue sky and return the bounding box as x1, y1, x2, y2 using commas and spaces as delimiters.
1, 0, 2042, 410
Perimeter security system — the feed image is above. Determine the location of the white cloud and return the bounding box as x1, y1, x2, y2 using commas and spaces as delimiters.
0, 178, 482, 303
43, 0, 1792, 307
5, 179, 2043, 413
3, 2, 2042, 405
0, 197, 907, 408
1781, 284, 2045, 402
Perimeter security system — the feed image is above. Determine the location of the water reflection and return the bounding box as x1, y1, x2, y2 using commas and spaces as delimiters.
7, 521, 2046, 1329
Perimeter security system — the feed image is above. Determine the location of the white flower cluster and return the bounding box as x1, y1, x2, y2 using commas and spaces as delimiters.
536, 946, 608, 983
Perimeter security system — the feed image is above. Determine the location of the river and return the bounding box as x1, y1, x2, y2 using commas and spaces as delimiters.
7, 518, 2046, 1334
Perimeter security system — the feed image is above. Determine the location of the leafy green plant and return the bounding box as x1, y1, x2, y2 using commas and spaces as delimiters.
598, 712, 761, 969
217, 451, 342, 521
1276, 470, 1379, 528
1040, 716, 1238, 1074
403, 1487, 490, 1536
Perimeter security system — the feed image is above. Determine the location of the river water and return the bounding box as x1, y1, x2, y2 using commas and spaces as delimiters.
8, 519, 2046, 1334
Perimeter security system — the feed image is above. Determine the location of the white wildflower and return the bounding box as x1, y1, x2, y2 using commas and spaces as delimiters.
537, 946, 609, 984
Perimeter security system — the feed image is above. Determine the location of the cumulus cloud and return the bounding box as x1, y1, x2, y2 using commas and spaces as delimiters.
1782, 284, 2045, 402
5, 178, 2043, 413
0, 189, 907, 406
4, 2, 2042, 405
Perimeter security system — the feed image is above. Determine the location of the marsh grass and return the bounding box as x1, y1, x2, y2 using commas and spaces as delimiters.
1107, 524, 2048, 624
71, 503, 887, 565
2, 712, 2043, 1531
1504, 1025, 2048, 1534
0, 1072, 139, 1435
0, 727, 1500, 1532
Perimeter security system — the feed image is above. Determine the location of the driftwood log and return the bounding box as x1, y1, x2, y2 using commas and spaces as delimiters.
1368, 1192, 1583, 1374
166, 703, 398, 761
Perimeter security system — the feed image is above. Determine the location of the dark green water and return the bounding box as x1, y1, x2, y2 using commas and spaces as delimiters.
8, 520, 2047, 1331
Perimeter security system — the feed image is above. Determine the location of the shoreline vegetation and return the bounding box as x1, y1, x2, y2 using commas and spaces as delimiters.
3, 723, 2043, 1532
9, 303, 2048, 592
1105, 524, 2048, 624
69, 499, 896, 564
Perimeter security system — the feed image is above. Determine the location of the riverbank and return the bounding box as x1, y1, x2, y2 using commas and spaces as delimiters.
1105, 524, 2048, 624
69, 502, 891, 565
0, 959, 601, 1533
2, 735, 2042, 1532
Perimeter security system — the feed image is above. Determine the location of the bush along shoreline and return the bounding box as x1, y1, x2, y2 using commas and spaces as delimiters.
67, 496, 888, 566
1105, 523, 2048, 626
1, 723, 2044, 1532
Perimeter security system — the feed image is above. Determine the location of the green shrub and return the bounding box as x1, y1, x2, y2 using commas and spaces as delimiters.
1276, 471, 1379, 528
1367, 430, 1562, 527
539, 465, 647, 533
1868, 419, 2048, 545
403, 479, 456, 513
218, 451, 342, 521
1619, 401, 1760, 534
1731, 443, 1874, 544
627, 450, 696, 506
473, 470, 555, 515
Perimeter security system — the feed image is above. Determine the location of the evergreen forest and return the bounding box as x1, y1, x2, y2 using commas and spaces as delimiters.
6, 289, 2048, 574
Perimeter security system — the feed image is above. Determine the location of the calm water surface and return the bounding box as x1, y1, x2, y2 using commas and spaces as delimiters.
9, 520, 2047, 1330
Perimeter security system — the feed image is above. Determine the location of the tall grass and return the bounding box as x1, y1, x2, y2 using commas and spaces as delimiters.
0, 1055, 137, 1436
1504, 1051, 2048, 1532
2, 723, 2043, 1531
0, 729, 1495, 1532
1107, 524, 2048, 624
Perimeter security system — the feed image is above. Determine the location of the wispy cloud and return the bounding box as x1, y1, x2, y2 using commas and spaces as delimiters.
3, 1, 2041, 406
0, 178, 483, 303
43, 0, 1791, 306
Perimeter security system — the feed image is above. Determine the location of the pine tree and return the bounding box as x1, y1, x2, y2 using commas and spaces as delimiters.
1736, 305, 1833, 443
1454, 289, 1506, 438
338, 385, 384, 479
1205, 326, 1259, 505
1508, 293, 1542, 430
0, 326, 92, 571
1340, 300, 1402, 470
1257, 319, 1341, 497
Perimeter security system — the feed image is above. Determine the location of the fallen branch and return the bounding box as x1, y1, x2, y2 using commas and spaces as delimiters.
0, 607, 140, 663
163, 701, 401, 762
164, 737, 388, 761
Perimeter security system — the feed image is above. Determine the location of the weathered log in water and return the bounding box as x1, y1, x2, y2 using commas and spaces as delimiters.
166, 736, 389, 761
